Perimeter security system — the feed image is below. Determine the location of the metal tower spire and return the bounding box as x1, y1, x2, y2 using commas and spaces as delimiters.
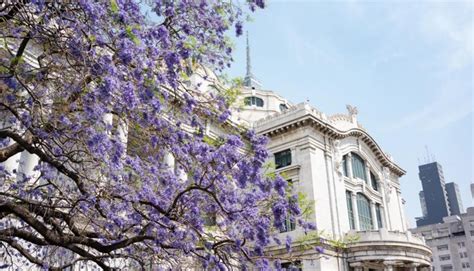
246, 32, 251, 77
243, 32, 262, 89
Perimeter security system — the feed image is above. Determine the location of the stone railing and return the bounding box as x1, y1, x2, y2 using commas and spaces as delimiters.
349, 229, 427, 246
251, 102, 367, 132
252, 102, 324, 128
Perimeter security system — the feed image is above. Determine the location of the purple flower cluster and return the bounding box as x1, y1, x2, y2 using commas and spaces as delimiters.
0, 0, 310, 269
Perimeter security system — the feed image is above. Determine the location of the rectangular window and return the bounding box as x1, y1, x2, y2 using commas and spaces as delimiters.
346, 191, 355, 230
375, 203, 383, 228
458, 242, 465, 247
351, 153, 367, 181
460, 252, 468, 258
462, 262, 470, 269
470, 230, 474, 236
357, 193, 373, 230
280, 215, 295, 233
370, 172, 378, 191
281, 261, 302, 271
441, 265, 453, 271
275, 149, 291, 169
203, 212, 217, 227
439, 255, 451, 261
437, 245, 449, 251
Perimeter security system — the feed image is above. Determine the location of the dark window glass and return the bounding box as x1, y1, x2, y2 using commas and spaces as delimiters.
203, 212, 217, 226
279, 103, 288, 111
342, 155, 348, 177
375, 203, 383, 228
351, 153, 367, 181
346, 191, 355, 230
275, 149, 291, 169
281, 261, 302, 271
244, 96, 264, 107
357, 193, 373, 230
279, 215, 296, 233
370, 171, 378, 191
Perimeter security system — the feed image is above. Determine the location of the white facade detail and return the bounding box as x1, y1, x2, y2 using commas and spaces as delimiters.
234, 87, 432, 271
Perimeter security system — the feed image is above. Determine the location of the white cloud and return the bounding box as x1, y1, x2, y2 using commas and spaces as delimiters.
386, 86, 472, 132
283, 24, 342, 67
418, 3, 473, 71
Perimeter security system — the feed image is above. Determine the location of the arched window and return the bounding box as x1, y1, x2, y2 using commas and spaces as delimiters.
244, 96, 264, 107
351, 153, 367, 181
279, 103, 288, 111
357, 193, 373, 230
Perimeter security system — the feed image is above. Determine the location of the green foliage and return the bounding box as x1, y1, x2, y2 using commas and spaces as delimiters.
125, 25, 141, 45
297, 191, 315, 220
294, 230, 359, 251
110, 0, 119, 13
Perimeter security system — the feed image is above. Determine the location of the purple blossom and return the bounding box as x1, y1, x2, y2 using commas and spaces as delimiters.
235, 21, 243, 36
285, 235, 292, 253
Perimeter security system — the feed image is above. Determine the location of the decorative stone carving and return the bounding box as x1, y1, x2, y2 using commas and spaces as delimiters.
346, 104, 358, 116
382, 167, 392, 202
346, 104, 358, 124
333, 139, 344, 180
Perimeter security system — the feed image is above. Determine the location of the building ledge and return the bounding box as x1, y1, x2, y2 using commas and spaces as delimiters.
346, 229, 432, 268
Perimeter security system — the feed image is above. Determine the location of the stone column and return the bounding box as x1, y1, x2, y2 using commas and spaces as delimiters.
164, 151, 175, 172
347, 153, 354, 180
383, 261, 397, 271
365, 164, 371, 185
371, 201, 378, 230
379, 180, 392, 230
103, 113, 113, 136
408, 263, 420, 271
117, 118, 128, 146
396, 188, 407, 231
351, 192, 360, 231
379, 205, 386, 228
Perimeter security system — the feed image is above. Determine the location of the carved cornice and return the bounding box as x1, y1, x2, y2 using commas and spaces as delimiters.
255, 107, 406, 177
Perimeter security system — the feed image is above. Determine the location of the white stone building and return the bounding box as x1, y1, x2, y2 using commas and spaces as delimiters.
410, 207, 474, 271
230, 36, 432, 270
231, 85, 431, 271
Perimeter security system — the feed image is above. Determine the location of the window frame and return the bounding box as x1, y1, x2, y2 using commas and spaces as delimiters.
346, 191, 355, 230
370, 171, 378, 191
356, 193, 373, 230
274, 149, 292, 169
244, 96, 264, 107
351, 153, 367, 182
375, 203, 383, 228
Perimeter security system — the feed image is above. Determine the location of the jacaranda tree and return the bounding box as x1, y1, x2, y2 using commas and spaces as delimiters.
0, 0, 306, 270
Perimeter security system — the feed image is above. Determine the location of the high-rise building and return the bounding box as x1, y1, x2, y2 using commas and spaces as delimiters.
410, 207, 474, 271
471, 183, 474, 202
416, 162, 451, 227
446, 182, 464, 215
419, 191, 428, 217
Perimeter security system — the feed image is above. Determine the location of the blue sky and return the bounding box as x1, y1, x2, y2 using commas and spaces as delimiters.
226, 0, 473, 226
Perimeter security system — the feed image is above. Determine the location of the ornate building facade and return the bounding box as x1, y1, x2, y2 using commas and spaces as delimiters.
228, 37, 432, 270
230, 86, 431, 271
1, 31, 433, 270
